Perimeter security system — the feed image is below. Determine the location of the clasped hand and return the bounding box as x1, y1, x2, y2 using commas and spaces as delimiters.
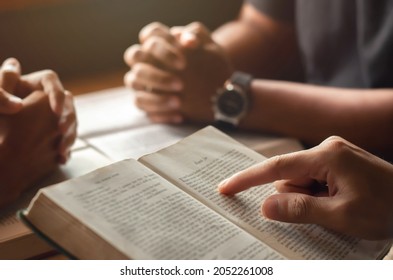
0, 58, 77, 207
124, 22, 233, 124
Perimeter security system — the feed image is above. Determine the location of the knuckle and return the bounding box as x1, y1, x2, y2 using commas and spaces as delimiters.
289, 195, 310, 220
271, 154, 285, 167
189, 21, 208, 34
129, 63, 145, 79
124, 45, 135, 62
149, 22, 165, 33
132, 49, 145, 62
124, 45, 143, 63
140, 22, 166, 40
269, 154, 288, 179
143, 37, 162, 52
123, 72, 131, 87
322, 136, 351, 157
323, 135, 346, 145
125, 72, 139, 89
42, 69, 59, 80
190, 21, 204, 30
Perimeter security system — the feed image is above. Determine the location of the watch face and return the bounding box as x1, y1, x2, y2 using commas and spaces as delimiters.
217, 89, 246, 117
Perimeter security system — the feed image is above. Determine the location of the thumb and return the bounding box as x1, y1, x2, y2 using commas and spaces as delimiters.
262, 193, 331, 225
171, 27, 203, 49
1, 58, 21, 93
0, 88, 23, 114
179, 32, 201, 49
178, 23, 213, 49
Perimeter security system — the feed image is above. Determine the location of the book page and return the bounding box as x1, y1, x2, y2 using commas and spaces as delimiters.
34, 159, 282, 260
75, 87, 148, 138
87, 122, 303, 161
86, 124, 198, 160
140, 126, 391, 259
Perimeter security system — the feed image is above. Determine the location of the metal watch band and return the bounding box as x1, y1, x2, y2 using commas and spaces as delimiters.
230, 71, 253, 91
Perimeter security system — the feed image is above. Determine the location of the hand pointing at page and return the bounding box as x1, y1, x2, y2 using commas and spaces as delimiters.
218, 136, 393, 240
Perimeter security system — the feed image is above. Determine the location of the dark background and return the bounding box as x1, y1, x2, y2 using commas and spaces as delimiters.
0, 0, 242, 82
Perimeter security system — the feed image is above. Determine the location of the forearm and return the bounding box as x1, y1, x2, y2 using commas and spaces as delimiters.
242, 79, 393, 159
212, 4, 299, 79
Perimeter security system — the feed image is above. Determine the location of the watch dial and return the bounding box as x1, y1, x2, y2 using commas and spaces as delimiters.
217, 89, 245, 117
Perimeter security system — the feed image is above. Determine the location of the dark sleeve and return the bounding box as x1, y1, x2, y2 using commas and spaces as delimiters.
246, 0, 295, 22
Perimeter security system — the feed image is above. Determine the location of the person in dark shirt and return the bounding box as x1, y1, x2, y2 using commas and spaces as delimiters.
123, 0, 393, 159
0, 58, 77, 208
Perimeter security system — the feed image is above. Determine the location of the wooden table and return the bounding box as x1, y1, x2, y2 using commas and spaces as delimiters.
63, 69, 125, 96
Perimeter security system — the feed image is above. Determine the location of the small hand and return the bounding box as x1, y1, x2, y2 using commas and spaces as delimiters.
0, 58, 77, 164
124, 22, 185, 123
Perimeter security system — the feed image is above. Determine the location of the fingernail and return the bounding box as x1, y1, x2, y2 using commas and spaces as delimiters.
8, 95, 22, 104
261, 198, 279, 220
2, 62, 18, 73
260, 204, 268, 218
180, 32, 197, 47
218, 178, 230, 192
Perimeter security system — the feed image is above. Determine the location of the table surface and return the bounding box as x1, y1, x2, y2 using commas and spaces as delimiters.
63, 69, 125, 96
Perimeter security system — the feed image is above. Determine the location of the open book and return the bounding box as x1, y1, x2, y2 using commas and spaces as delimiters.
20, 126, 392, 259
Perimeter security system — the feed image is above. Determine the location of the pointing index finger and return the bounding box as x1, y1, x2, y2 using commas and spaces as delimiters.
218, 149, 323, 195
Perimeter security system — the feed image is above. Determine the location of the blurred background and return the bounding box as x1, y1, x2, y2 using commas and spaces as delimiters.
0, 0, 242, 93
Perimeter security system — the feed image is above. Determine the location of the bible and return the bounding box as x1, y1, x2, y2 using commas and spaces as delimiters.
19, 126, 392, 259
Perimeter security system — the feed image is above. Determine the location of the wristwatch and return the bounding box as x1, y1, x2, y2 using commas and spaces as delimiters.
212, 71, 253, 130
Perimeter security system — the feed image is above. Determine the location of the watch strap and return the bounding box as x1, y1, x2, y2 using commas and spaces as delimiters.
213, 120, 236, 131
